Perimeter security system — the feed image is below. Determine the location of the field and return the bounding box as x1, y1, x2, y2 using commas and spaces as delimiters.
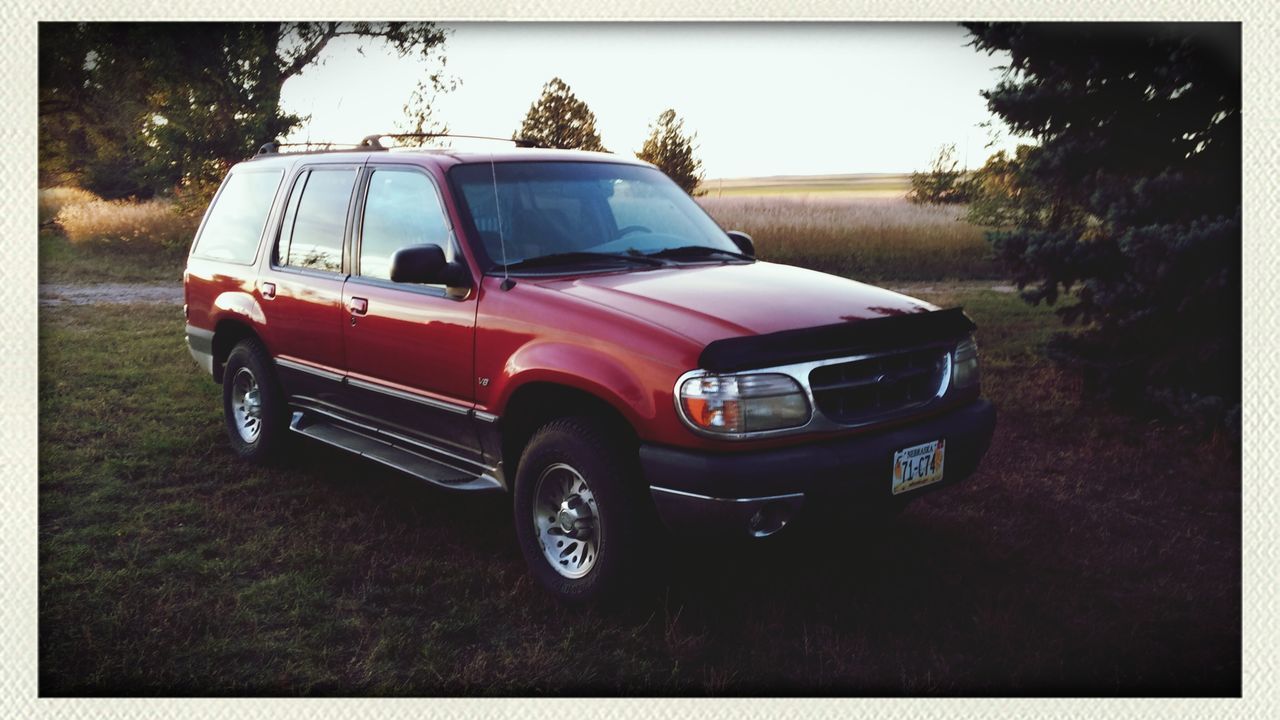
38, 286, 1240, 695
695, 173, 998, 282
699, 173, 912, 198
698, 196, 995, 281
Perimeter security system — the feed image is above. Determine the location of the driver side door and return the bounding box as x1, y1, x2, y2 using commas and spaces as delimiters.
340, 165, 482, 462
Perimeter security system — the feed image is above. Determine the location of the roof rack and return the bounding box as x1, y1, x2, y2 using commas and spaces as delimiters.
255, 141, 368, 157
358, 133, 538, 149
252, 133, 539, 160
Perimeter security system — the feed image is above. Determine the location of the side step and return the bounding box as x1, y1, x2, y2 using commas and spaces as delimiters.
288, 411, 502, 493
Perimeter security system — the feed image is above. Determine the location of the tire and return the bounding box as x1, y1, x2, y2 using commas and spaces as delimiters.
221, 337, 288, 463
512, 416, 649, 603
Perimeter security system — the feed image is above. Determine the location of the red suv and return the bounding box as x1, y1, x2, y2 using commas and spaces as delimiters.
184, 135, 996, 602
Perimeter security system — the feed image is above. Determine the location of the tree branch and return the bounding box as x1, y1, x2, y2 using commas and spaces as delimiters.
278, 23, 337, 83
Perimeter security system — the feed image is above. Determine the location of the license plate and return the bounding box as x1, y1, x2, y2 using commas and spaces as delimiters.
892, 439, 945, 495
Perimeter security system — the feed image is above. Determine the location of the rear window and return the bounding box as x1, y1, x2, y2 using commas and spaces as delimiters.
191, 169, 283, 264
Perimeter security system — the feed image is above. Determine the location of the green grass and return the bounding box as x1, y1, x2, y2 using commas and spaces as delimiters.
39, 290, 1240, 695
39, 229, 187, 285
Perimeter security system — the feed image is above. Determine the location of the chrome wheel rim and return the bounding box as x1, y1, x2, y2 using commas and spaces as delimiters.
230, 367, 263, 443
532, 463, 602, 579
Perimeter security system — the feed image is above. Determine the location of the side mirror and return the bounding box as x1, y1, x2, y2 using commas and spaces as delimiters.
726, 230, 755, 258
389, 244, 471, 287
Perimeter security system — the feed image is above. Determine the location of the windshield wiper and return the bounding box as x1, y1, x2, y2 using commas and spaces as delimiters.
499, 251, 665, 271
645, 245, 754, 262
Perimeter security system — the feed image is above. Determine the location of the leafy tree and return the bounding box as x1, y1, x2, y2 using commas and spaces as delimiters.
636, 109, 705, 195
908, 144, 972, 205
39, 22, 450, 199
515, 78, 607, 151
963, 145, 1049, 228
965, 22, 1241, 430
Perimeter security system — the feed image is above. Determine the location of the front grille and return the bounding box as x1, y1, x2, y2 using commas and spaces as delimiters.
808, 346, 950, 425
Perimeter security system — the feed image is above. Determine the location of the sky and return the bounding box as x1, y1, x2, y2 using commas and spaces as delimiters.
280, 23, 1020, 179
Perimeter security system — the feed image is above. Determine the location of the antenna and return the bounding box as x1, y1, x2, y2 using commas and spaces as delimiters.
490, 154, 515, 291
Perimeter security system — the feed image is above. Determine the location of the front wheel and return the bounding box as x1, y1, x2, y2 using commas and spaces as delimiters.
512, 416, 648, 603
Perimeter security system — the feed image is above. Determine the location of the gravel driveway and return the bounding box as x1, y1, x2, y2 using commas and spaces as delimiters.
39, 283, 185, 307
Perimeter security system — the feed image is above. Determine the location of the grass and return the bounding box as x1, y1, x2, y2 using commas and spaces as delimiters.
56, 196, 200, 252
37, 187, 195, 285
698, 196, 998, 281
39, 187, 98, 225
39, 229, 186, 285
39, 290, 1240, 695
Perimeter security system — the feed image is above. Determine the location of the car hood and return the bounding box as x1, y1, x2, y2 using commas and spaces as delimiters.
528, 261, 938, 347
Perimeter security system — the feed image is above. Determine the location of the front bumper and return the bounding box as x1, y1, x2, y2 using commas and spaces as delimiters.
642, 399, 996, 536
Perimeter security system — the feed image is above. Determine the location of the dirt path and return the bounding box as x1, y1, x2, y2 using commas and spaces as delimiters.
39, 283, 184, 307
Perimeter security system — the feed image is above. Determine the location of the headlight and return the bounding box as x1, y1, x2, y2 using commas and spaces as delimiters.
952, 335, 981, 390
677, 373, 811, 435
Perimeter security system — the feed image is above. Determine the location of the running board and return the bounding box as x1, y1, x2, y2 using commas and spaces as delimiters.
288, 411, 502, 493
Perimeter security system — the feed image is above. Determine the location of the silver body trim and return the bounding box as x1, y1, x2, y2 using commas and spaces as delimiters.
346, 376, 471, 415
673, 341, 955, 441
186, 339, 215, 377
275, 356, 344, 383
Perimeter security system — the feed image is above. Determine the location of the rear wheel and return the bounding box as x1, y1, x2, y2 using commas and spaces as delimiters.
512, 416, 648, 603
222, 338, 287, 462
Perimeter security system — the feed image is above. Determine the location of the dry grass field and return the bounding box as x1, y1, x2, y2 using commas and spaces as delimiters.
697, 193, 997, 281
41, 187, 200, 252
698, 173, 912, 198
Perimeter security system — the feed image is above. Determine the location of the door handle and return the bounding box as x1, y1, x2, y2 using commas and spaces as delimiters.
260, 281, 276, 300
348, 297, 368, 316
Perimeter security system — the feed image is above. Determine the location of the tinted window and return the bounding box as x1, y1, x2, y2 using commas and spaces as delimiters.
276, 168, 356, 273
192, 170, 282, 263
360, 169, 452, 280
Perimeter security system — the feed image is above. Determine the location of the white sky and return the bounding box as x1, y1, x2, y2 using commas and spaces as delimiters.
280, 22, 1020, 178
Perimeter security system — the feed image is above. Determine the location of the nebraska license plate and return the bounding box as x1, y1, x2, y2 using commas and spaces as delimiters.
892, 439, 946, 495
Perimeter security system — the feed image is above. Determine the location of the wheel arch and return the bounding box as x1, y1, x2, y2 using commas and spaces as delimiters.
499, 381, 639, 483
211, 318, 264, 383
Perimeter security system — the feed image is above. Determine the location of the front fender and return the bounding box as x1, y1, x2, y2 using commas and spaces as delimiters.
491, 341, 657, 429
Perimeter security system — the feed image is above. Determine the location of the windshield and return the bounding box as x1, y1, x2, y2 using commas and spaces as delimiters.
448, 161, 742, 270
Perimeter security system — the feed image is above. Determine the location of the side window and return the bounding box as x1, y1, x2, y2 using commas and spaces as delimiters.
192, 169, 282, 263
359, 169, 452, 281
275, 167, 357, 273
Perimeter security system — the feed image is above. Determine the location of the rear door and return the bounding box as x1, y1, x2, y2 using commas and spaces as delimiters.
340, 164, 482, 461
257, 163, 360, 409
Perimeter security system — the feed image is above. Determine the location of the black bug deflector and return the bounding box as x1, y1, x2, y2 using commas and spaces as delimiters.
698, 307, 976, 372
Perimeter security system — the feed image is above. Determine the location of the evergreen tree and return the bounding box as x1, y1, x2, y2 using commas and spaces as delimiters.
636, 109, 704, 195
515, 78, 607, 151
965, 22, 1241, 430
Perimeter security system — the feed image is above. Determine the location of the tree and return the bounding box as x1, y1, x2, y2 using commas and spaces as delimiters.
964, 22, 1241, 430
39, 22, 451, 199
908, 144, 972, 205
636, 109, 705, 195
515, 78, 607, 151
